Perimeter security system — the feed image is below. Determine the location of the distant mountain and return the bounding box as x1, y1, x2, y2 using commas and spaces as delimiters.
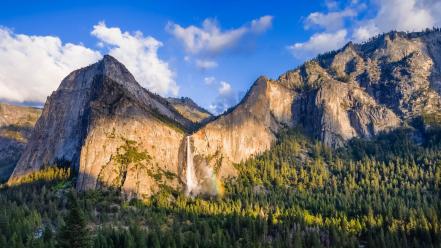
167, 97, 213, 124
9, 30, 441, 197
0, 103, 41, 182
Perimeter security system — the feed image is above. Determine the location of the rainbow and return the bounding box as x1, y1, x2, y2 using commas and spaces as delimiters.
211, 174, 224, 197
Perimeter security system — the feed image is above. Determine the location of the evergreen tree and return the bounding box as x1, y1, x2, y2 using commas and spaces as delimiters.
294, 231, 303, 248
56, 191, 90, 248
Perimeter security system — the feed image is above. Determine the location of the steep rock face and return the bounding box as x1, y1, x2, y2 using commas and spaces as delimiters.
0, 103, 41, 182
187, 76, 295, 193
76, 75, 186, 197
275, 31, 441, 146
292, 79, 400, 147
10, 56, 192, 197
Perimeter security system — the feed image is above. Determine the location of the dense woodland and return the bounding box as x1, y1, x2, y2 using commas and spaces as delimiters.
1, 115, 441, 247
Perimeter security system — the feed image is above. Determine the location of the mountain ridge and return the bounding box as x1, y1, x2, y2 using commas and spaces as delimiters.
0, 103, 41, 182
167, 97, 213, 124
7, 29, 441, 197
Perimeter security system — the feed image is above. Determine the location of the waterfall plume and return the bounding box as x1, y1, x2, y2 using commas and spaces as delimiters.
186, 136, 199, 195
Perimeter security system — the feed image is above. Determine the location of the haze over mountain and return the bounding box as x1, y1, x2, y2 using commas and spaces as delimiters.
0, 103, 41, 182
167, 97, 213, 124
3, 29, 441, 199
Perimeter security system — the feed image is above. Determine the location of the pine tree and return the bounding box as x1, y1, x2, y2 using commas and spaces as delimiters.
43, 226, 55, 248
293, 231, 303, 248
56, 191, 91, 248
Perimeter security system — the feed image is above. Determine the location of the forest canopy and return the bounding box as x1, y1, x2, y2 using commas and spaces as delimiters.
1, 123, 440, 248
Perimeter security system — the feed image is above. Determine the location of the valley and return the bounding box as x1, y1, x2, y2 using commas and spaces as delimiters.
1, 29, 441, 247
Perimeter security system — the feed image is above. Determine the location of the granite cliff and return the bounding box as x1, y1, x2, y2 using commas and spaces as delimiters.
9, 30, 441, 197
9, 55, 193, 197
180, 31, 441, 194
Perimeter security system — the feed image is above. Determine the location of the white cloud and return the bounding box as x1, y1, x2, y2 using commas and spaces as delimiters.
0, 22, 181, 103
250, 15, 274, 33
305, 8, 357, 32
352, 22, 380, 42
92, 22, 179, 96
204, 76, 215, 85
352, 0, 440, 42
371, 0, 434, 32
325, 0, 339, 10
166, 19, 246, 54
195, 59, 218, 69
0, 27, 101, 103
288, 29, 347, 59
218, 81, 232, 95
166, 16, 273, 54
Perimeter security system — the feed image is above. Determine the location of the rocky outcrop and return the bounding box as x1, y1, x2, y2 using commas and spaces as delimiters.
0, 103, 41, 182
291, 78, 400, 147
274, 31, 441, 146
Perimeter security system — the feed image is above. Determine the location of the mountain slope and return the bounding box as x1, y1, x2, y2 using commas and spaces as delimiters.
167, 97, 213, 124
0, 103, 41, 182
185, 30, 441, 190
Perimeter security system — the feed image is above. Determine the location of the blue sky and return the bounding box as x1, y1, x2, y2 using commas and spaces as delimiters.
1, 0, 440, 113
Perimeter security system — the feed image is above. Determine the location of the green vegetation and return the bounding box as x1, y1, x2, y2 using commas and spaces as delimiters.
422, 112, 441, 129
1, 125, 441, 247
57, 191, 91, 248
112, 138, 151, 189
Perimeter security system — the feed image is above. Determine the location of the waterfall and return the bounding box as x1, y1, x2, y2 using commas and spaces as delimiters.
186, 136, 198, 195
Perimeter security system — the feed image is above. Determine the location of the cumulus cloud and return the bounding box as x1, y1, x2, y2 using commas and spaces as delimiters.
371, 0, 434, 31
166, 16, 273, 55
92, 22, 179, 96
209, 80, 237, 114
352, 23, 380, 42
195, 59, 218, 69
290, 0, 441, 58
288, 29, 347, 59
250, 15, 274, 33
304, 8, 357, 32
218, 81, 232, 95
0, 22, 180, 103
0, 27, 101, 103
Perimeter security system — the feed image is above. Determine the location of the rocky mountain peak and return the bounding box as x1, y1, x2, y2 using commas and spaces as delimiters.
9, 55, 194, 188
100, 54, 136, 81
58, 55, 133, 91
